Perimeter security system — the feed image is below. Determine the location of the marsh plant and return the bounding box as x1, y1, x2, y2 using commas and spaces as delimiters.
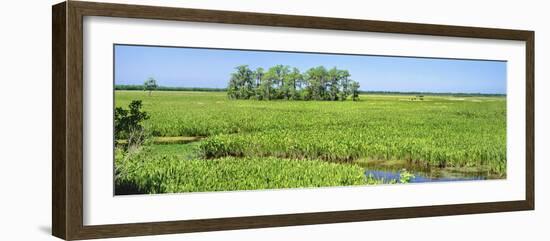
399, 169, 415, 184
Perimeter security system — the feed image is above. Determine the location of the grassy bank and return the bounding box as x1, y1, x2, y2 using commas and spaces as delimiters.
115, 145, 380, 194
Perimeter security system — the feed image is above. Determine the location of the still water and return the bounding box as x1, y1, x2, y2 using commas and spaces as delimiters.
364, 169, 485, 183
359, 160, 498, 183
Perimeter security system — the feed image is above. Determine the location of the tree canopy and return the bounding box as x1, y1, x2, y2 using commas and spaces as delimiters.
144, 77, 158, 96
227, 65, 360, 101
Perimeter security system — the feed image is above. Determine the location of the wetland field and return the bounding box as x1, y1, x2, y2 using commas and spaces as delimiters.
114, 90, 506, 194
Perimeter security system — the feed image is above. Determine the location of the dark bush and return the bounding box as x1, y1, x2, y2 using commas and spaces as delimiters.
114, 100, 149, 147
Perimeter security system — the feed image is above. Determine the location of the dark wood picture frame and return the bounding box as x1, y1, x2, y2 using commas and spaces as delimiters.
52, 1, 535, 240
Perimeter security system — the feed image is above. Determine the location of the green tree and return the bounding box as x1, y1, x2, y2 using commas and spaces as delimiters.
305, 66, 328, 100
265, 65, 290, 99
287, 67, 303, 100
338, 70, 352, 101
114, 100, 149, 148
262, 65, 287, 100
227, 76, 239, 99
327, 67, 341, 101
260, 68, 274, 100
350, 81, 361, 101
143, 77, 158, 96
227, 65, 254, 99
226, 64, 360, 102
253, 67, 264, 99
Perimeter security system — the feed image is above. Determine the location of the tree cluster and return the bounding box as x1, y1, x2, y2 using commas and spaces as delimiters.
227, 65, 361, 101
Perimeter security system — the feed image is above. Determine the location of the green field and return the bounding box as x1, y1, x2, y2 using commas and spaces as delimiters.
114, 90, 506, 194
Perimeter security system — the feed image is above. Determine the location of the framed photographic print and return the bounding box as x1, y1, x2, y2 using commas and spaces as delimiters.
52, 1, 534, 240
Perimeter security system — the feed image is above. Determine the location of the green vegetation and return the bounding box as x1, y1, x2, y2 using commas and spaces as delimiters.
227, 65, 360, 101
357, 90, 506, 97
114, 100, 149, 147
398, 169, 415, 184
114, 85, 505, 97
114, 90, 506, 194
144, 77, 158, 96
116, 145, 381, 194
115, 85, 227, 92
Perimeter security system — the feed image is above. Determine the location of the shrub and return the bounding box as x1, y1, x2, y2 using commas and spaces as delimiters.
114, 100, 150, 148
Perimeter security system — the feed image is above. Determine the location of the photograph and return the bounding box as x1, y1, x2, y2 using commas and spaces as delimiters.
113, 44, 507, 195
44, 1, 536, 240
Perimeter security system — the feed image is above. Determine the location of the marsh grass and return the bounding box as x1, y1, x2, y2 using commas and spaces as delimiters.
115, 145, 380, 194
116, 91, 506, 175
114, 91, 506, 194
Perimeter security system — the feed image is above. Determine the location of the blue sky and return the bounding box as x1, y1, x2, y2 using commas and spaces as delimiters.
114, 44, 507, 94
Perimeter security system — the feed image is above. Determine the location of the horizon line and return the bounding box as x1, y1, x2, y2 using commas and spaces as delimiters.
114, 84, 507, 95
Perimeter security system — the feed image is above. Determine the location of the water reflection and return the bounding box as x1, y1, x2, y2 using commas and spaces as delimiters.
364, 169, 485, 183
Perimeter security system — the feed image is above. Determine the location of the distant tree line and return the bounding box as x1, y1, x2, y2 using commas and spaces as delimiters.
115, 85, 227, 92
358, 90, 506, 97
227, 65, 361, 101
